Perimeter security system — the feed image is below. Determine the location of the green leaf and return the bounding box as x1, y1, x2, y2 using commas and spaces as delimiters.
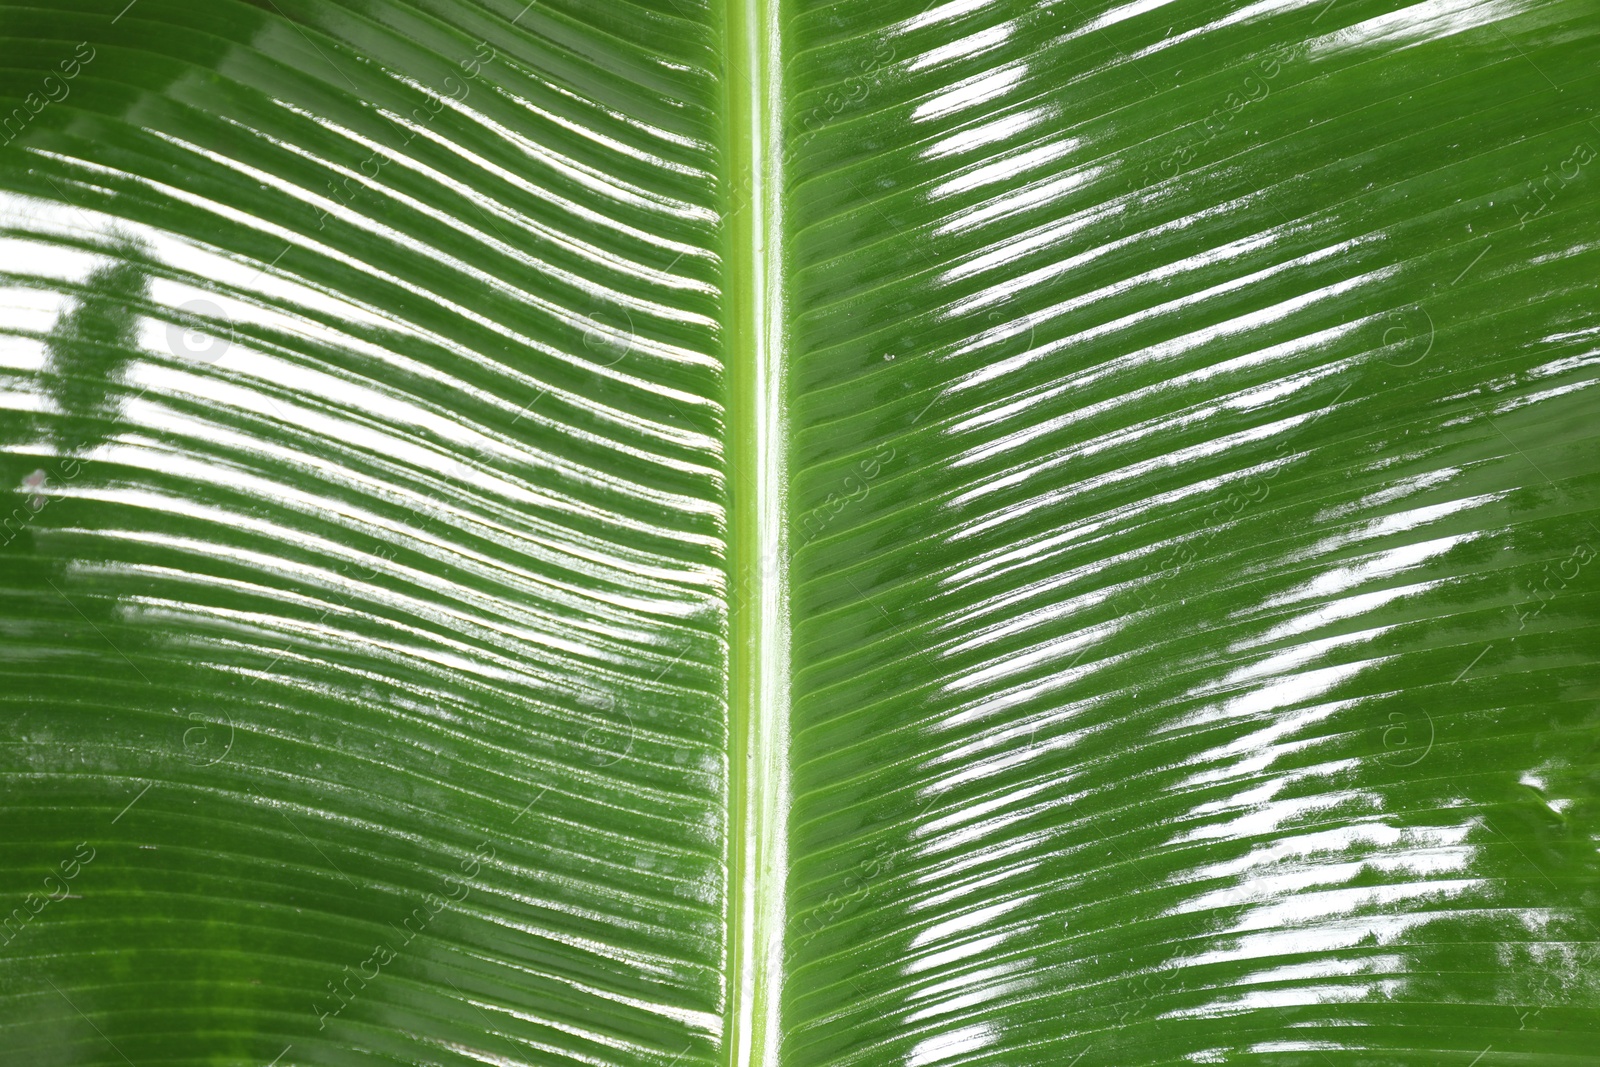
2, 1, 1598, 1065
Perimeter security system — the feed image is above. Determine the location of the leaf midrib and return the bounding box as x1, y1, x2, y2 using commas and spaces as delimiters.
722, 0, 789, 1064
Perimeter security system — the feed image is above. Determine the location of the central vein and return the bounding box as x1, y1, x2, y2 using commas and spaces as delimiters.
723, 0, 787, 1063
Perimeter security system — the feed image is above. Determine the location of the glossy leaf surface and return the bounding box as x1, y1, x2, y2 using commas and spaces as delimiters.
2, 1, 1598, 1065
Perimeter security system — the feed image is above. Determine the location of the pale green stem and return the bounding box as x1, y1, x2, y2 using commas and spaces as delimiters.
723, 0, 788, 1063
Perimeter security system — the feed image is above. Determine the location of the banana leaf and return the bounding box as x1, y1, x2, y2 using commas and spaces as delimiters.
2, 0, 1598, 1064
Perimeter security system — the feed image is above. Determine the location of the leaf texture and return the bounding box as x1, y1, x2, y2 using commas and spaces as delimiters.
0, 0, 1598, 1066
782, 0, 1600, 1065
1, 1, 730, 1064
